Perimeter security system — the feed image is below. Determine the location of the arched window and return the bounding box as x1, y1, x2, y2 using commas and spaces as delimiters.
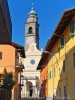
29, 27, 32, 33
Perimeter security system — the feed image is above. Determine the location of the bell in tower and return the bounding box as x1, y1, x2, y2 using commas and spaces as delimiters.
25, 4, 39, 51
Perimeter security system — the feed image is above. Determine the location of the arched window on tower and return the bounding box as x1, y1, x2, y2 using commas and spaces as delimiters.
28, 27, 32, 33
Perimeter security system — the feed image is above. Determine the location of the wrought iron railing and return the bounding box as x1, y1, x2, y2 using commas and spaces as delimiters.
0, 0, 12, 39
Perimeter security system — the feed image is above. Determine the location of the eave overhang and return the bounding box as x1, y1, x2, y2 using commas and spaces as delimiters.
11, 42, 26, 58
37, 7, 75, 70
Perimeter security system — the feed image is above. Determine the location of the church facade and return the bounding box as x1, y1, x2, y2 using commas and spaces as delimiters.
21, 5, 42, 97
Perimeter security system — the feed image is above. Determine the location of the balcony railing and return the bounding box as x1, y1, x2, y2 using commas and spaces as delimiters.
0, 0, 12, 39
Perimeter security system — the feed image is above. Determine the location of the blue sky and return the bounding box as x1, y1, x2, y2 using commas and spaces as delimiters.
8, 0, 75, 50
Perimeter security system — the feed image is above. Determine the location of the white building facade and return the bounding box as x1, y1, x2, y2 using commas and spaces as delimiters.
21, 5, 42, 97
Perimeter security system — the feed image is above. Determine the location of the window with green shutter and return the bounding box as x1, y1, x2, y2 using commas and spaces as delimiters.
60, 35, 64, 48
63, 60, 66, 72
73, 52, 75, 67
70, 21, 75, 36
50, 71, 51, 79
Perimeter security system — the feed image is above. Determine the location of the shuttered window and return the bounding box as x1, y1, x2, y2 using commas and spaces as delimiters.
60, 36, 64, 48
50, 71, 51, 79
70, 21, 75, 36
63, 60, 65, 72
73, 52, 75, 67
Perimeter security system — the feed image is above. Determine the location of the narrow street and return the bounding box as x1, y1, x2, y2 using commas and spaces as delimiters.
19, 97, 46, 100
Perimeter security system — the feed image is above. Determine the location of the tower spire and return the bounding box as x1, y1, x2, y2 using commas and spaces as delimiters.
28, 3, 37, 17
31, 3, 34, 10
32, 3, 34, 7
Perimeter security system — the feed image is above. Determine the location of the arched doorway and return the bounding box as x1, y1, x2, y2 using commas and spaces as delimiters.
27, 81, 33, 97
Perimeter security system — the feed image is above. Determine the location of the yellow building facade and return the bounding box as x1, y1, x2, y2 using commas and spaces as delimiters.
48, 8, 75, 99
37, 8, 75, 100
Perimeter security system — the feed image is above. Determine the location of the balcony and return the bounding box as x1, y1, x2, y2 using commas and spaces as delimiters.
15, 58, 24, 72
0, 0, 12, 44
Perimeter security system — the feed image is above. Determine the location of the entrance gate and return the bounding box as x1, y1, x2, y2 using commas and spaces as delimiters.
21, 76, 40, 98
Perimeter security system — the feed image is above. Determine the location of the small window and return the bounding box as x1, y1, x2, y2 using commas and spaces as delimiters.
29, 27, 32, 33
73, 52, 75, 67
70, 21, 75, 36
50, 71, 51, 79
0, 52, 2, 60
60, 35, 64, 48
30, 59, 35, 65
52, 69, 53, 78
64, 86, 67, 98
63, 60, 65, 72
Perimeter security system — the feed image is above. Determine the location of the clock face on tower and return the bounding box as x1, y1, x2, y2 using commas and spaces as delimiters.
27, 37, 34, 43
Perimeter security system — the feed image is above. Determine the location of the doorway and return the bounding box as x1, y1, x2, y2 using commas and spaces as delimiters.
29, 86, 33, 96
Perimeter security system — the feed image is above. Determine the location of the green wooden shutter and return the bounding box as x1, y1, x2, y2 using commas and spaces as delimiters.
50, 71, 51, 79
63, 60, 65, 72
60, 36, 64, 48
70, 21, 74, 36
73, 52, 75, 67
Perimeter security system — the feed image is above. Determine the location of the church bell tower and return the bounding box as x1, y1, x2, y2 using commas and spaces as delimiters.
25, 5, 39, 51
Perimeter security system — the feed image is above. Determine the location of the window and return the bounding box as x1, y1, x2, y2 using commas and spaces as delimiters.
63, 60, 66, 72
60, 35, 64, 48
70, 21, 75, 36
73, 52, 75, 67
59, 88, 61, 99
48, 71, 51, 79
50, 71, 51, 79
52, 69, 53, 78
64, 86, 67, 98
0, 52, 2, 60
29, 27, 32, 33
30, 59, 35, 65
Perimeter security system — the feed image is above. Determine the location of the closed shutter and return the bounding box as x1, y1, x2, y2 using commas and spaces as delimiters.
70, 21, 75, 36
73, 52, 75, 67
60, 36, 64, 48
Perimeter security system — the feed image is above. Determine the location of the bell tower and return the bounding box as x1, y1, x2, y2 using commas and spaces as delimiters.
25, 5, 39, 51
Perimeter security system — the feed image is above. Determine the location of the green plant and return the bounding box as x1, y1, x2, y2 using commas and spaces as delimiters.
1, 72, 16, 99
2, 72, 16, 90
